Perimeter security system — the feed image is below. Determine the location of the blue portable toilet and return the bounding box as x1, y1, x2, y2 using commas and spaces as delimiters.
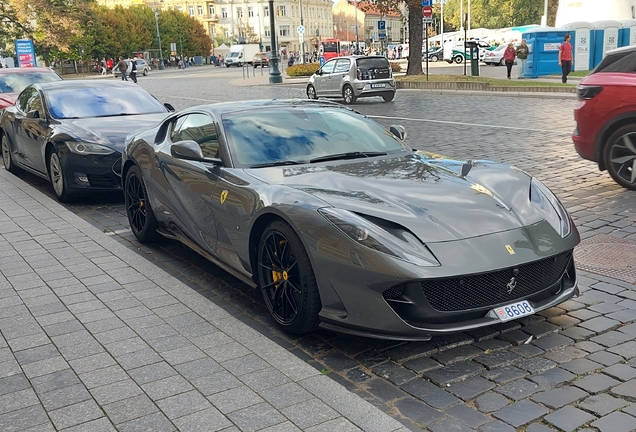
619, 19, 636, 47
562, 22, 593, 71
522, 27, 572, 78
591, 20, 620, 69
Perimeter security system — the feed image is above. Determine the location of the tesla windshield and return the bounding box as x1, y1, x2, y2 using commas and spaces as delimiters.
223, 107, 408, 167
46, 86, 167, 119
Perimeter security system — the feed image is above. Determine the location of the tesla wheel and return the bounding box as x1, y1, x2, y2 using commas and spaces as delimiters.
603, 124, 636, 191
125, 165, 159, 243
343, 85, 356, 104
383, 93, 395, 102
454, 55, 463, 64
307, 85, 318, 99
1, 135, 22, 175
257, 221, 321, 334
48, 149, 72, 202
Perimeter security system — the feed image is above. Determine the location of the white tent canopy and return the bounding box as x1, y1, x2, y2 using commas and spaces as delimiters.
214, 43, 230, 55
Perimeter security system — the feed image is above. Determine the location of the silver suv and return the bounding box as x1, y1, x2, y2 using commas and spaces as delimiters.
306, 56, 396, 104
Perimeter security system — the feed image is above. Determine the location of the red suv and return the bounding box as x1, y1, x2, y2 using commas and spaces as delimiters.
573, 45, 636, 190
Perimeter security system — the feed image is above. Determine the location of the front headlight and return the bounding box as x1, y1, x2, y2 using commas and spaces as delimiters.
318, 207, 440, 267
65, 141, 115, 155
530, 178, 571, 238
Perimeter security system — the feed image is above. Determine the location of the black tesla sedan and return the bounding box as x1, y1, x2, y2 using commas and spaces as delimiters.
122, 99, 580, 341
0, 80, 173, 201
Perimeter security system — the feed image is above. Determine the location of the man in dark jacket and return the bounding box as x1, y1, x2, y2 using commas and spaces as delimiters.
129, 58, 138, 83
116, 56, 128, 81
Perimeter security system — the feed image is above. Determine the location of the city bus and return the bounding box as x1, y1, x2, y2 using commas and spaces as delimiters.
319, 38, 341, 61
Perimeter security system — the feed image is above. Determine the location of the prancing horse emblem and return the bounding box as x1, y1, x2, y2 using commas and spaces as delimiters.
507, 268, 520, 294
220, 190, 229, 204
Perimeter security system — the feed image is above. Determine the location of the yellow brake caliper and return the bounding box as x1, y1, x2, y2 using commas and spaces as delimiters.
271, 240, 287, 288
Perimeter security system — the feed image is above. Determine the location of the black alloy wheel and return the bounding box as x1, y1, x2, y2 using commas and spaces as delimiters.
306, 84, 318, 99
125, 165, 159, 242
257, 221, 320, 334
2, 135, 22, 174
604, 124, 636, 191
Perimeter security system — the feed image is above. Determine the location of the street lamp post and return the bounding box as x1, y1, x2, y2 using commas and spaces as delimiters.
354, 0, 359, 53
299, 0, 305, 64
154, 10, 165, 70
268, 0, 282, 83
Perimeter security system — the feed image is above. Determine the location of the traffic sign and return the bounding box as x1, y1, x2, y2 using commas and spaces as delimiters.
422, 6, 432, 17
423, 17, 433, 24
319, 56, 326, 66
378, 20, 386, 30
297, 25, 305, 34
379, 32, 387, 38
421, 0, 431, 6
299, 33, 304, 43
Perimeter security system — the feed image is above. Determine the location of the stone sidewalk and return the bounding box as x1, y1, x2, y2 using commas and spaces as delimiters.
0, 170, 406, 431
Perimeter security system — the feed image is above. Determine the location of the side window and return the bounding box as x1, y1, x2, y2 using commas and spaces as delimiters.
170, 116, 188, 142
25, 92, 44, 117
172, 113, 219, 158
334, 59, 351, 73
320, 60, 337, 74
17, 87, 36, 113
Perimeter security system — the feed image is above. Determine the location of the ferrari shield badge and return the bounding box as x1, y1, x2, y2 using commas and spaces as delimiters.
505, 245, 515, 255
220, 190, 229, 204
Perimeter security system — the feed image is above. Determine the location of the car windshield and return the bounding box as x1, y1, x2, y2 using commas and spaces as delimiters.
222, 107, 408, 167
0, 71, 61, 94
46, 86, 167, 119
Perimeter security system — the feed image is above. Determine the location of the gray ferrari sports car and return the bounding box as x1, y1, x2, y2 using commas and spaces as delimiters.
122, 100, 580, 341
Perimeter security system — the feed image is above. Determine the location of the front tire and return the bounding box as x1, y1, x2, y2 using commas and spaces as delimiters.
125, 165, 159, 243
143, 69, 148, 76
2, 135, 22, 175
499, 58, 505, 66
603, 124, 636, 190
48, 149, 72, 202
430, 55, 438, 62
343, 84, 356, 104
257, 221, 321, 334
307, 84, 318, 99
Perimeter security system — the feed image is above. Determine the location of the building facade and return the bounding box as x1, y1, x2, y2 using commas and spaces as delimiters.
332, 0, 402, 48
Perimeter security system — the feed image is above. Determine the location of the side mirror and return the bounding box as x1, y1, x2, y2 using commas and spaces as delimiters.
164, 103, 175, 112
461, 160, 474, 177
171, 140, 222, 165
389, 124, 407, 141
26, 109, 40, 119
316, 69, 322, 75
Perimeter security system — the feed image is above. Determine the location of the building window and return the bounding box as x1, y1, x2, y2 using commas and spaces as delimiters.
197, 6, 203, 15
209, 5, 215, 15
177, 6, 183, 12
248, 6, 254, 17
237, 7, 243, 18
210, 26, 216, 36
264, 6, 269, 17
222, 7, 228, 18
225, 29, 230, 38
188, 6, 194, 15
279, 25, 290, 36
264, 27, 271, 37
276, 5, 286, 17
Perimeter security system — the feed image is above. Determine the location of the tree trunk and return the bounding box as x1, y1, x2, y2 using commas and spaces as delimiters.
406, 0, 423, 76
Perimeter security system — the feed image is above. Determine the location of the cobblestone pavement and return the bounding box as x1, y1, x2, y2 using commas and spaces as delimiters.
6, 66, 636, 431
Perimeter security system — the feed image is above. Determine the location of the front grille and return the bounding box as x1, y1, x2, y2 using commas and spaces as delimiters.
421, 251, 572, 312
86, 174, 119, 188
383, 284, 405, 300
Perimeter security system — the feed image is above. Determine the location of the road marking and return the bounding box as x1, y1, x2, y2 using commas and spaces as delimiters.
367, 115, 572, 134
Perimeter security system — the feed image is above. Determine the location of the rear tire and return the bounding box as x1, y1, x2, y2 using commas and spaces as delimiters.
454, 55, 464, 64
603, 123, 636, 191
343, 84, 356, 104
2, 135, 22, 175
125, 165, 160, 242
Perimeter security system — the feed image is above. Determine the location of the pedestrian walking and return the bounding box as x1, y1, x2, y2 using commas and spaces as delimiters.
106, 58, 114, 74
115, 56, 128, 81
129, 58, 138, 83
558, 34, 573, 83
504, 43, 516, 80
516, 39, 529, 79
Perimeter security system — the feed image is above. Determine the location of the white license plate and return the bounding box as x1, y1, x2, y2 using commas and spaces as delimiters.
371, 83, 386, 88
494, 300, 535, 322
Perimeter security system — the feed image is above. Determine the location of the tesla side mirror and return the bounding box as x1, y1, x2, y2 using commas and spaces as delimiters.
389, 124, 407, 141
26, 110, 40, 119
164, 103, 175, 112
171, 140, 222, 165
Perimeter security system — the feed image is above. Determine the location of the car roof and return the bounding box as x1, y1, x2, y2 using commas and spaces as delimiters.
605, 44, 636, 57
0, 67, 57, 75
182, 99, 351, 117
33, 80, 142, 91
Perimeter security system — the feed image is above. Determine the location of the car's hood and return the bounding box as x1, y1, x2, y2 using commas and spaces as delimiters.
55, 112, 169, 152
0, 93, 17, 109
245, 153, 541, 243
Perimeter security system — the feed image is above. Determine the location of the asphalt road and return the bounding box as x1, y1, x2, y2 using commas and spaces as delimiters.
15, 66, 636, 431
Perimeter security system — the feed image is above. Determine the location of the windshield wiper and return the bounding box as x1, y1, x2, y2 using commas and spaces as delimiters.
249, 160, 308, 168
310, 151, 387, 163
93, 113, 136, 118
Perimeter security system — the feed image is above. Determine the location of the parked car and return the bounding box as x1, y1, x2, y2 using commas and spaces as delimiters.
114, 59, 152, 76
0, 67, 62, 109
253, 52, 271, 68
573, 45, 636, 190
122, 99, 580, 340
424, 47, 443, 62
0, 80, 173, 201
483, 43, 518, 66
306, 56, 396, 104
